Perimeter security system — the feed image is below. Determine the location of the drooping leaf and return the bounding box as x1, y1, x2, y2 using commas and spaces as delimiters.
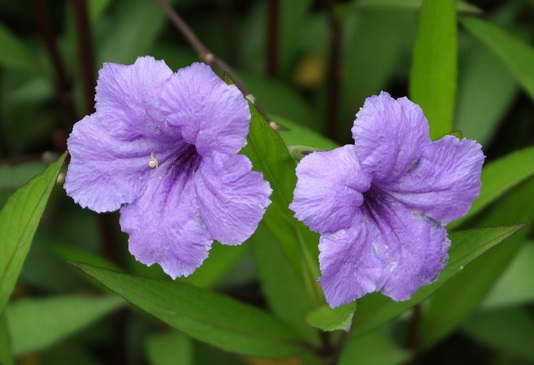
5, 295, 125, 356
349, 224, 525, 338
0, 153, 65, 314
73, 263, 307, 358
462, 16, 534, 103
355, 0, 482, 14
409, 0, 457, 139
306, 302, 357, 332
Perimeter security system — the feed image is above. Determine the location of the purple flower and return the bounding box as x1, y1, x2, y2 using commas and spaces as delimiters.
290, 92, 484, 308
65, 56, 271, 278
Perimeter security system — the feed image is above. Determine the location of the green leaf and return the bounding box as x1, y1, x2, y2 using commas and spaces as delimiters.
461, 16, 534, 103
450, 146, 534, 229
483, 242, 534, 309
5, 295, 125, 356
146, 330, 192, 365
274, 115, 338, 151
0, 153, 65, 314
418, 179, 534, 349
338, 331, 411, 365
409, 0, 457, 139
0, 314, 14, 365
462, 307, 534, 362
250, 224, 319, 344
355, 0, 482, 14
455, 34, 517, 146
306, 302, 357, 332
73, 263, 307, 358
241, 104, 322, 306
0, 23, 41, 74
350, 224, 525, 338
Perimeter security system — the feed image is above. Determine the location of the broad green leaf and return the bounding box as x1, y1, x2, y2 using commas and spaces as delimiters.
450, 146, 534, 229
355, 0, 481, 14
146, 330, 192, 365
241, 104, 322, 306
409, 0, 457, 139
5, 295, 125, 356
306, 302, 357, 332
461, 308, 534, 362
462, 16, 534, 103
73, 263, 307, 358
418, 179, 534, 349
338, 331, 410, 365
250, 224, 319, 344
350, 224, 525, 338
0, 314, 14, 365
0, 161, 47, 189
483, 243, 534, 309
0, 153, 65, 314
0, 23, 41, 74
455, 34, 518, 146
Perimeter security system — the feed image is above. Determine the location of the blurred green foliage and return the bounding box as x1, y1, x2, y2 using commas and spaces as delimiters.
1, 0, 534, 364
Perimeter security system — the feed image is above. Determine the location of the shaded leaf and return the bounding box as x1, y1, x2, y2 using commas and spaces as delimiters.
146, 330, 192, 365
5, 295, 125, 356
0, 314, 14, 365
462, 16, 534, 103
338, 331, 410, 365
73, 263, 307, 358
0, 23, 41, 74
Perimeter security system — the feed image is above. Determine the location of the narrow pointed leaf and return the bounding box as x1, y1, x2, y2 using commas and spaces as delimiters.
462, 16, 534, 103
306, 302, 357, 332
409, 0, 457, 139
73, 263, 306, 358
0, 153, 66, 314
350, 224, 525, 338
5, 295, 125, 356
0, 314, 14, 365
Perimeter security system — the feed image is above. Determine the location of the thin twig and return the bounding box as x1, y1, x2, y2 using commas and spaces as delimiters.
326, 0, 342, 141
153, 0, 272, 122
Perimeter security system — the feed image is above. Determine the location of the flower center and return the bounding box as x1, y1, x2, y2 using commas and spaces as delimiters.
362, 186, 393, 226
168, 143, 202, 181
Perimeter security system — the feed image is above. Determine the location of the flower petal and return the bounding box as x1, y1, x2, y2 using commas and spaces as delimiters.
160, 63, 250, 156
318, 194, 449, 307
385, 136, 484, 225
64, 115, 164, 213
120, 172, 212, 278
195, 153, 272, 245
352, 92, 431, 184
290, 145, 371, 234
95, 56, 175, 141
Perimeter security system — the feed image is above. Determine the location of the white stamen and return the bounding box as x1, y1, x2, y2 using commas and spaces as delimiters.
149, 152, 159, 169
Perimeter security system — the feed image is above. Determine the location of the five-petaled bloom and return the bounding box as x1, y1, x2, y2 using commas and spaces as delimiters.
290, 92, 485, 308
65, 56, 272, 278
